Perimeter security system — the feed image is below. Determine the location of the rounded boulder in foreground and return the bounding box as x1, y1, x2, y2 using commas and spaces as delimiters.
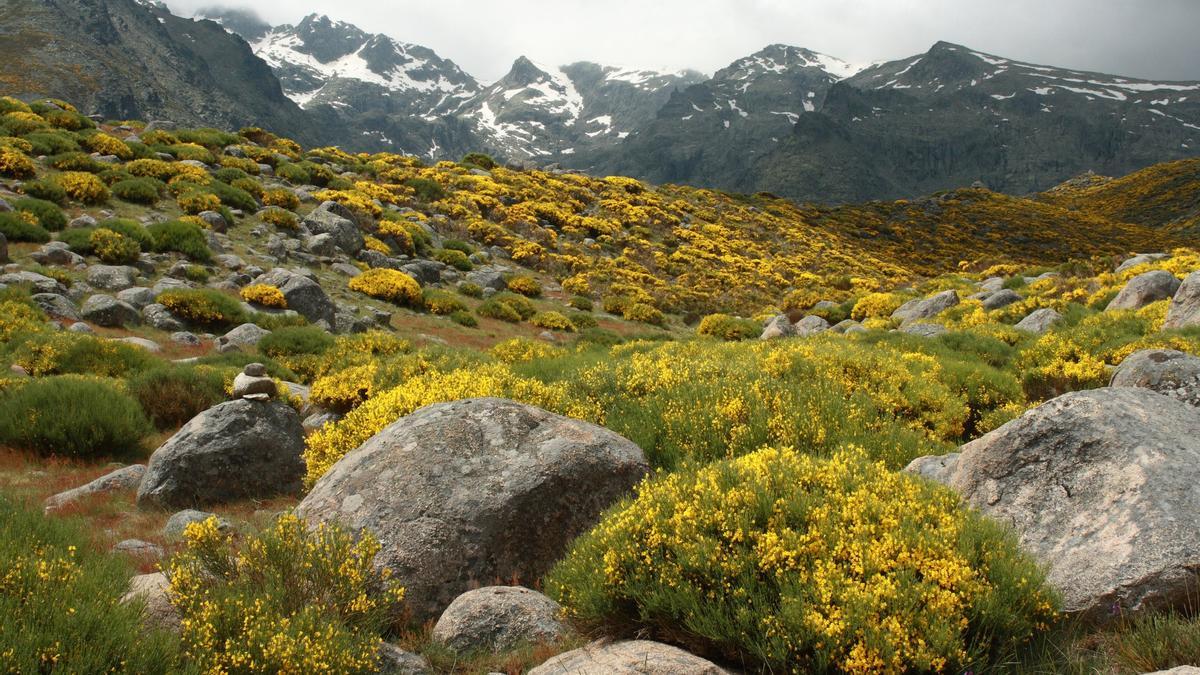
296, 397, 649, 623
432, 586, 565, 653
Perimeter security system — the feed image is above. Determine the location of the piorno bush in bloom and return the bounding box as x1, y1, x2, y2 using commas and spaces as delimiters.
348, 269, 422, 306
697, 313, 761, 341
0, 495, 184, 672
166, 513, 404, 674
156, 288, 246, 328
240, 283, 287, 309
546, 447, 1057, 674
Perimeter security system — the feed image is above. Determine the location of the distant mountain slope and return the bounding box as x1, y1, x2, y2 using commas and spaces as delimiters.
458, 57, 705, 159
0, 0, 316, 141
589, 42, 1200, 203
1040, 158, 1200, 234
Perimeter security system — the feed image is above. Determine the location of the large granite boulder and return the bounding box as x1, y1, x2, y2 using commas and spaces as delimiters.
432, 586, 566, 653
86, 265, 138, 291
302, 201, 363, 255
905, 388, 1200, 624
137, 400, 305, 509
254, 269, 335, 326
81, 294, 140, 327
1164, 271, 1200, 330
1106, 270, 1181, 312
296, 397, 649, 622
1014, 307, 1063, 334
891, 289, 959, 324
1111, 349, 1200, 407
759, 314, 796, 340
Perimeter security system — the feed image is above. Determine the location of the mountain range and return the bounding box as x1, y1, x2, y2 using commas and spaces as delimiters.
2, 0, 1198, 202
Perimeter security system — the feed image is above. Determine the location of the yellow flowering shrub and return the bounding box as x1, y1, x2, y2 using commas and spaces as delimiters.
310, 363, 377, 413
0, 495, 184, 672
259, 206, 298, 229
156, 289, 246, 328
349, 269, 422, 306
124, 158, 177, 181
240, 283, 287, 309
364, 235, 391, 254
79, 132, 133, 160
623, 302, 665, 326
177, 190, 220, 215
89, 228, 139, 264
261, 187, 299, 210
0, 145, 35, 179
530, 310, 576, 332
506, 274, 542, 297
167, 514, 404, 674
490, 338, 566, 364
851, 292, 908, 320
697, 313, 761, 341
304, 364, 571, 484
547, 447, 1057, 674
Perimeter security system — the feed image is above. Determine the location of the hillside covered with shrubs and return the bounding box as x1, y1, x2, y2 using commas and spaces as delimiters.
0, 95, 1198, 674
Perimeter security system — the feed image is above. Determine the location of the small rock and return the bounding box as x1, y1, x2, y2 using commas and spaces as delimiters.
44, 464, 146, 513
1014, 307, 1063, 334
377, 643, 432, 675
86, 265, 138, 291
143, 303, 184, 331
170, 331, 200, 346
115, 286, 157, 309
899, 322, 947, 338
113, 539, 164, 559
759, 314, 796, 340
1164, 271, 1200, 330
892, 289, 959, 324
115, 336, 161, 352
529, 640, 729, 675
215, 323, 271, 353
794, 314, 830, 336
433, 586, 566, 653
163, 509, 232, 539
120, 573, 179, 632
982, 288, 1021, 310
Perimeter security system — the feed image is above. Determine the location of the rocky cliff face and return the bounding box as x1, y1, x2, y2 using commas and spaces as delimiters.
0, 0, 316, 142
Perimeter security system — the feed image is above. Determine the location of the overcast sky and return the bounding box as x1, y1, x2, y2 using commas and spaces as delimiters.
164, 0, 1200, 83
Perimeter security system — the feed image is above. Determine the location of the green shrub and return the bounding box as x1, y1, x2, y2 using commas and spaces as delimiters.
166, 513, 404, 674
259, 325, 334, 359
156, 288, 246, 328
21, 130, 79, 155
213, 166, 251, 184
567, 311, 598, 330
433, 248, 472, 271
174, 127, 240, 148
58, 226, 97, 254
111, 177, 164, 204
97, 168, 134, 185
48, 151, 103, 173
457, 281, 483, 298
421, 288, 468, 315
128, 366, 227, 430
98, 218, 152, 248
0, 376, 152, 457
19, 178, 67, 204
147, 220, 212, 262
9, 332, 154, 378
547, 448, 1058, 673
461, 152, 497, 170
476, 292, 536, 323
12, 197, 66, 231
568, 295, 594, 311
0, 494, 186, 672
206, 179, 258, 212
449, 309, 478, 327
442, 238, 474, 255
403, 177, 446, 202
0, 212, 51, 243
275, 162, 311, 185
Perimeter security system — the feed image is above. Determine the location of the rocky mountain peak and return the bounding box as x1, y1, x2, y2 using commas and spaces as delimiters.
195, 5, 271, 41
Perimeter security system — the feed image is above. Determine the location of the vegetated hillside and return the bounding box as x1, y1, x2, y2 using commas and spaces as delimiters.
1038, 157, 1200, 235
0, 0, 316, 142
1, 95, 1200, 674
